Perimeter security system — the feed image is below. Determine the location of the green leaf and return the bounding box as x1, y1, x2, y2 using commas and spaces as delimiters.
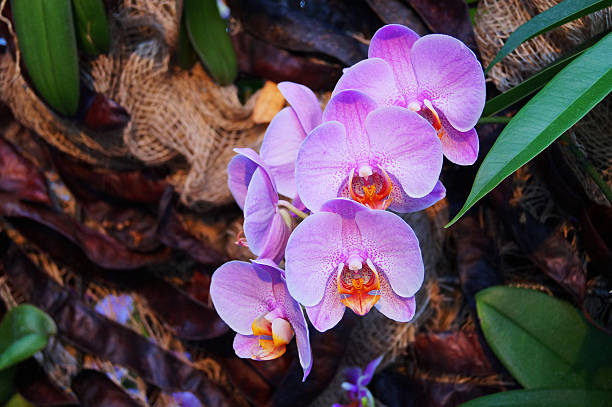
0, 305, 56, 371
447, 32, 612, 227
71, 0, 111, 55
476, 286, 612, 389
459, 388, 612, 407
10, 0, 80, 116
486, 0, 612, 72
0, 335, 48, 371
184, 0, 237, 85
177, 9, 198, 69
482, 49, 584, 117
3, 393, 37, 407
0, 369, 15, 405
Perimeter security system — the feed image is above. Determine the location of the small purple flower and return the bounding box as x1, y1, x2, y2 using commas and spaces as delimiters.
285, 198, 421, 332
227, 148, 291, 263
95, 294, 134, 324
334, 24, 485, 165
295, 89, 444, 213
169, 391, 202, 407
260, 82, 322, 199
210, 259, 312, 380
334, 355, 383, 407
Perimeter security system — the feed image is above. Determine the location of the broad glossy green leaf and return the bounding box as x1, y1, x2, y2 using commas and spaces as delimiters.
486, 0, 612, 72
0, 335, 48, 371
184, 0, 237, 85
460, 388, 612, 407
448, 32, 612, 227
72, 0, 111, 55
11, 0, 80, 116
0, 369, 15, 404
476, 286, 612, 389
0, 305, 56, 371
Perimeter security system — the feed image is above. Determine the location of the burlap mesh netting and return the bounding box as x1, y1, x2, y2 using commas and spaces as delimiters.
0, 0, 264, 208
475, 0, 612, 207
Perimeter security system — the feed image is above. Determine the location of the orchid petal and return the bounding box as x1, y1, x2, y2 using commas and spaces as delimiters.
227, 155, 258, 210
228, 148, 275, 209
320, 198, 368, 250
411, 34, 485, 131
278, 82, 322, 133
368, 24, 420, 103
355, 210, 424, 298
243, 168, 289, 262
285, 212, 343, 306
210, 261, 275, 334
365, 107, 442, 198
270, 267, 313, 380
322, 90, 378, 162
388, 180, 446, 213
375, 272, 416, 322
345, 367, 362, 385
295, 121, 353, 212
361, 355, 383, 385
233, 334, 262, 358
439, 113, 479, 165
305, 272, 346, 332
260, 107, 307, 198
333, 58, 401, 106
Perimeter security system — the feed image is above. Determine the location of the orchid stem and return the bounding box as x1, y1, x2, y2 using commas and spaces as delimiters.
477, 116, 512, 124
564, 136, 612, 206
277, 200, 308, 219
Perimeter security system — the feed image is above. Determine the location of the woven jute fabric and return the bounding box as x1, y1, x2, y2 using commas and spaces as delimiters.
475, 0, 612, 206
0, 0, 264, 207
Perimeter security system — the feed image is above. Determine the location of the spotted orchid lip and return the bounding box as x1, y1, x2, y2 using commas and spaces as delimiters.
348, 165, 393, 210
336, 258, 381, 316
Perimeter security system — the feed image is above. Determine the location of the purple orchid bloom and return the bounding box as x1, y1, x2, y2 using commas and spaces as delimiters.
210, 259, 312, 380
295, 89, 444, 213
227, 148, 291, 263
285, 198, 422, 332
95, 294, 134, 325
169, 392, 202, 407
260, 82, 322, 200
333, 24, 485, 165
333, 355, 383, 407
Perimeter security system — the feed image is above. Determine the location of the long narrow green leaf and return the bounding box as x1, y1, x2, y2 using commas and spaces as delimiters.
448, 32, 612, 227
184, 0, 237, 85
72, 0, 111, 55
459, 388, 612, 407
177, 9, 198, 69
11, 0, 80, 116
476, 286, 612, 389
482, 49, 584, 117
486, 0, 612, 72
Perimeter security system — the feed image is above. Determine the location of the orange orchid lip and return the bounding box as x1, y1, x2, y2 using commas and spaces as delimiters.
250, 313, 294, 360
337, 258, 381, 316
348, 166, 393, 210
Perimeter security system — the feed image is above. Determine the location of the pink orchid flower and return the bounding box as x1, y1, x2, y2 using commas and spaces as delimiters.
285, 198, 422, 332
295, 89, 444, 213
333, 24, 486, 165
210, 259, 312, 380
227, 148, 291, 263
260, 82, 322, 200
